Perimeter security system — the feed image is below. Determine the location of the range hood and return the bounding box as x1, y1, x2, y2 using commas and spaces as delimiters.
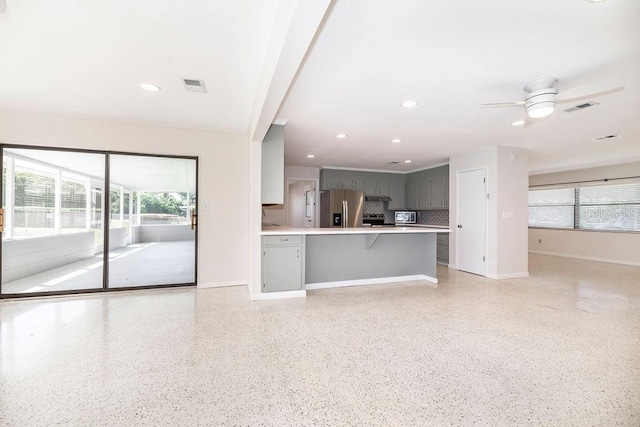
365, 195, 392, 202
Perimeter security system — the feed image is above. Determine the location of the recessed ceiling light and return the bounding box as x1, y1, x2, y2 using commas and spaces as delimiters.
401, 100, 418, 108
307, 154, 315, 158
336, 133, 347, 139
391, 138, 402, 143
404, 160, 412, 163
511, 120, 525, 126
140, 83, 161, 92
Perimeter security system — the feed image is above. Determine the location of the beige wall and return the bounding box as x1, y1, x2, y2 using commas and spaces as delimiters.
529, 161, 640, 266
0, 111, 250, 287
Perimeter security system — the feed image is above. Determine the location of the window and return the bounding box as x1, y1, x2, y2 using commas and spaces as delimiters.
528, 188, 575, 229
529, 182, 640, 232
578, 184, 640, 232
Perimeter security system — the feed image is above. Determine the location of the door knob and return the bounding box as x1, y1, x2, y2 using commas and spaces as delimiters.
457, 224, 462, 228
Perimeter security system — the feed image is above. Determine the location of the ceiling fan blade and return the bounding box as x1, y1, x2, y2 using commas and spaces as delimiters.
480, 101, 525, 108
522, 114, 551, 128
557, 76, 626, 104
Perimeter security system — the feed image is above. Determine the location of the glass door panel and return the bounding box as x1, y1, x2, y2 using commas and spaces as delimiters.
107, 155, 196, 288
1, 148, 105, 295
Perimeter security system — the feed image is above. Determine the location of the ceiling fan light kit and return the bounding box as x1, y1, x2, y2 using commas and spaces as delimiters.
524, 78, 558, 118
481, 75, 625, 125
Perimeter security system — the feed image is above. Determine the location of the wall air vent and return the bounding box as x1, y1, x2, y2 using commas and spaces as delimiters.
592, 134, 620, 141
563, 102, 598, 113
387, 161, 400, 165
182, 78, 207, 93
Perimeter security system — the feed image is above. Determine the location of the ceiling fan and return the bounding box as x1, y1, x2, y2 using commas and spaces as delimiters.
481, 75, 626, 124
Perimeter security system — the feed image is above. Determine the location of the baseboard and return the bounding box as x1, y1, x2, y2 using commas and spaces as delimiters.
250, 289, 307, 300
197, 280, 247, 289
529, 250, 640, 267
305, 274, 438, 290
485, 272, 530, 280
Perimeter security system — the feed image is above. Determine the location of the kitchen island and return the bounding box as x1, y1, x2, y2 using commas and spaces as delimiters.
259, 226, 450, 299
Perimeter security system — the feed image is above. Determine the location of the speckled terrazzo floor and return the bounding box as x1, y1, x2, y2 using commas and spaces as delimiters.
1, 254, 639, 426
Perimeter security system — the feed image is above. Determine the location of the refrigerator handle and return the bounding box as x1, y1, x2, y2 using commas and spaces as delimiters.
343, 200, 348, 228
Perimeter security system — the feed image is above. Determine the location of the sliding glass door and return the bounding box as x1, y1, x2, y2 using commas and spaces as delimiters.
0, 146, 197, 297
107, 154, 196, 288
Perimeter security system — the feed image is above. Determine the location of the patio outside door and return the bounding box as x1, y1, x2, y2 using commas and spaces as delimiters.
107, 154, 197, 288
1, 147, 106, 294
0, 147, 197, 297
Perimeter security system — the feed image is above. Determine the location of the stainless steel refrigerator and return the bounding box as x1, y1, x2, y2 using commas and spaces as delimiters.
319, 189, 364, 228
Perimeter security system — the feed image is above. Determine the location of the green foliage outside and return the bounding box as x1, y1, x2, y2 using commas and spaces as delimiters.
111, 192, 194, 215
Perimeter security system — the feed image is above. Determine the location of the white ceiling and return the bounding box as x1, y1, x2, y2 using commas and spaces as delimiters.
1, 1, 639, 175
0, 0, 280, 133
277, 0, 640, 174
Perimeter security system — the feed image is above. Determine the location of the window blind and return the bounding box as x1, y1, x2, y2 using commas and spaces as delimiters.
529, 182, 640, 232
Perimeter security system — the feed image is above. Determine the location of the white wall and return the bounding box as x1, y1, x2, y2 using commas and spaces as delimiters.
262, 166, 320, 226
449, 145, 529, 279
135, 224, 196, 243
2, 232, 95, 282
0, 111, 250, 287
496, 146, 529, 277
529, 228, 640, 266
529, 160, 640, 266
449, 145, 497, 275
285, 166, 319, 228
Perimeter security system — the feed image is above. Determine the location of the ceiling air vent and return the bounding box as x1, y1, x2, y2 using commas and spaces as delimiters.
592, 134, 620, 141
182, 78, 207, 93
387, 161, 400, 165
563, 102, 598, 113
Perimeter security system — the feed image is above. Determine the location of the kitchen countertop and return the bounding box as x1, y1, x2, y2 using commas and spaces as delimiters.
400, 224, 450, 229
262, 226, 451, 235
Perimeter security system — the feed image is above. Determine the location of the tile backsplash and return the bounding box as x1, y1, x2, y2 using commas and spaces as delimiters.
416, 209, 449, 226
364, 201, 449, 226
363, 201, 385, 215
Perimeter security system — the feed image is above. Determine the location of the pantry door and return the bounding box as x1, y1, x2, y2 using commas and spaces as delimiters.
456, 168, 487, 276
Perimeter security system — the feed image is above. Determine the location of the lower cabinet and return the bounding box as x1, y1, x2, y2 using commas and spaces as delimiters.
436, 233, 449, 264
262, 235, 304, 292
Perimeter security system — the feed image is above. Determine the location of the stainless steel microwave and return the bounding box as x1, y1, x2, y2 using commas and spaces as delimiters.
395, 211, 416, 224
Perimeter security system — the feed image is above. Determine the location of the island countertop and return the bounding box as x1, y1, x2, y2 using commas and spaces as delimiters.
261, 226, 451, 235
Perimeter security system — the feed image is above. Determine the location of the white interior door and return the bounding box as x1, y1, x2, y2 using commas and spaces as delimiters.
457, 168, 487, 275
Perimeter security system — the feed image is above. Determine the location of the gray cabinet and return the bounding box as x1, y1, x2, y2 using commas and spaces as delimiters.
365, 180, 390, 196
405, 165, 450, 211
428, 175, 446, 209
417, 179, 430, 210
388, 181, 406, 210
325, 176, 340, 189
407, 173, 448, 210
261, 124, 285, 204
437, 233, 449, 264
262, 235, 304, 292
339, 178, 355, 190
406, 180, 418, 209
323, 175, 354, 190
